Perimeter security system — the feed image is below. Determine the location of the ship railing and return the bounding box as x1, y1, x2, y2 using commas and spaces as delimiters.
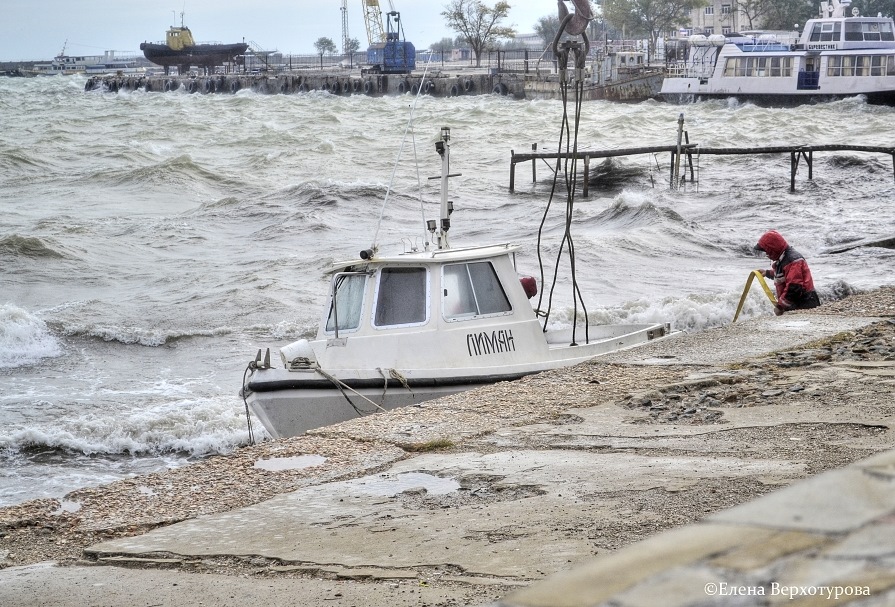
664, 61, 714, 78
738, 41, 794, 52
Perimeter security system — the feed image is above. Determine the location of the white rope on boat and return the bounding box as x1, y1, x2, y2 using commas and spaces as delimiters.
314, 365, 387, 414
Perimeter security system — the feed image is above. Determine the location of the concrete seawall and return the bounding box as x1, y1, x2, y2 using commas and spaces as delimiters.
84, 70, 664, 101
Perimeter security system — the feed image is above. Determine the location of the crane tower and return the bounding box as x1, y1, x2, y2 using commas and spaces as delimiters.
341, 0, 350, 54
362, 0, 385, 45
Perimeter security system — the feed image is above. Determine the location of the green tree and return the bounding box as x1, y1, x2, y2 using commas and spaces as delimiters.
314, 37, 337, 55
761, 0, 815, 30
602, 0, 707, 60
441, 0, 516, 66
534, 14, 562, 47
431, 37, 456, 52
852, 0, 895, 17
345, 37, 361, 54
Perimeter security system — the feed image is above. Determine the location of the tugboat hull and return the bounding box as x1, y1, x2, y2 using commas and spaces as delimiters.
140, 42, 248, 71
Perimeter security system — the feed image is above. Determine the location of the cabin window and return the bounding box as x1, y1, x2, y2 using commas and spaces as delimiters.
724, 56, 792, 77
883, 23, 895, 41
827, 54, 887, 76
846, 21, 894, 42
373, 267, 428, 327
325, 273, 367, 333
442, 262, 511, 321
810, 22, 841, 42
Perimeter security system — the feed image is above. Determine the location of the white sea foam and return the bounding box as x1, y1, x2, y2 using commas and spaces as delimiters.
0, 304, 62, 369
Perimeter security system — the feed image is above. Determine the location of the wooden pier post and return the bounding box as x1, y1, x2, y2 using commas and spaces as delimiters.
510, 150, 516, 193
790, 151, 797, 192
532, 143, 537, 183
583, 155, 590, 197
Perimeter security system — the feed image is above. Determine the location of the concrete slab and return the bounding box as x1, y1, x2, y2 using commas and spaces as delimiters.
0, 561, 487, 607
603, 315, 882, 365
84, 450, 805, 578
708, 466, 895, 533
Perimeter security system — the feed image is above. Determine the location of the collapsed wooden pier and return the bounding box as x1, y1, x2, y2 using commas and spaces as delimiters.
510, 142, 895, 194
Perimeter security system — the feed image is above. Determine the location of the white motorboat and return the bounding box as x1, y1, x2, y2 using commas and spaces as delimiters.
661, 0, 895, 104
241, 127, 674, 439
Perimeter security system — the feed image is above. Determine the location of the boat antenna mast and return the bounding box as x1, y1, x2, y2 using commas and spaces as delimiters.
428, 126, 461, 250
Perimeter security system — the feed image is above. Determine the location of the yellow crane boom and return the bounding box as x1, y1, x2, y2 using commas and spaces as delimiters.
362, 0, 385, 45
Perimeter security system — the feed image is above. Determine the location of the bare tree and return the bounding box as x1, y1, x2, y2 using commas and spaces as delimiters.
441, 0, 516, 66
735, 0, 771, 29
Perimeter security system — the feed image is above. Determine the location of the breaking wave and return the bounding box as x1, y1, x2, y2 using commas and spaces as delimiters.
0, 304, 62, 369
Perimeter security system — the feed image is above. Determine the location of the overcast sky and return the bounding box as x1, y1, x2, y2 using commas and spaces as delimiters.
0, 1, 556, 61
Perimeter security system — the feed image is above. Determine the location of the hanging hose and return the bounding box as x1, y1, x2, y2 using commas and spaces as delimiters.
535, 13, 591, 345
733, 270, 778, 322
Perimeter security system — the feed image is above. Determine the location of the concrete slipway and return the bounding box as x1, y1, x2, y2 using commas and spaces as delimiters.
1, 312, 894, 606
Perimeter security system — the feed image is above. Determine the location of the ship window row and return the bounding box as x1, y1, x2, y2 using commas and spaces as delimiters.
723, 57, 793, 77
826, 54, 895, 76
844, 21, 894, 41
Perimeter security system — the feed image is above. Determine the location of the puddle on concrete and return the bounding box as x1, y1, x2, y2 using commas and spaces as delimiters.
781, 321, 812, 328
351, 472, 461, 496
254, 454, 327, 472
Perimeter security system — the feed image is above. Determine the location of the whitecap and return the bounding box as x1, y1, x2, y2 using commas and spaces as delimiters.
0, 304, 62, 369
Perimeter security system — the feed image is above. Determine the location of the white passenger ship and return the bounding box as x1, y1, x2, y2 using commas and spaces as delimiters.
661, 0, 895, 103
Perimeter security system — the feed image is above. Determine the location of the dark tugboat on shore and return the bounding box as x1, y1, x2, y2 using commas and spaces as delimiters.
140, 15, 247, 75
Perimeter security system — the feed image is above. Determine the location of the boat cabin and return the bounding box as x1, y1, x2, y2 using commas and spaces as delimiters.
166, 26, 197, 51
312, 244, 542, 369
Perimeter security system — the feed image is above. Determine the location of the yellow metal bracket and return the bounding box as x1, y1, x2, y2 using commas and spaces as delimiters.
733, 270, 778, 322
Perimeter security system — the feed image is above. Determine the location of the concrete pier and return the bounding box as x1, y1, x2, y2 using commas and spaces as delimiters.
83, 69, 664, 101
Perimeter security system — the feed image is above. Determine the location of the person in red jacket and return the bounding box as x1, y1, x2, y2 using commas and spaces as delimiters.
755, 230, 821, 315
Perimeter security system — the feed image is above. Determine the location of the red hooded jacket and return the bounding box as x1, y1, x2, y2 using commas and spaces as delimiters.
756, 230, 820, 311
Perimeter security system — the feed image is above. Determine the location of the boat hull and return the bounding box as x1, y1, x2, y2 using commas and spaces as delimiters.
139, 42, 248, 69
246, 377, 521, 439
661, 83, 895, 106
243, 322, 671, 438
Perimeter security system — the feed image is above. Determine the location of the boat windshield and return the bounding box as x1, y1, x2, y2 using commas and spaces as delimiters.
326, 273, 367, 332
443, 262, 511, 321
373, 267, 429, 327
